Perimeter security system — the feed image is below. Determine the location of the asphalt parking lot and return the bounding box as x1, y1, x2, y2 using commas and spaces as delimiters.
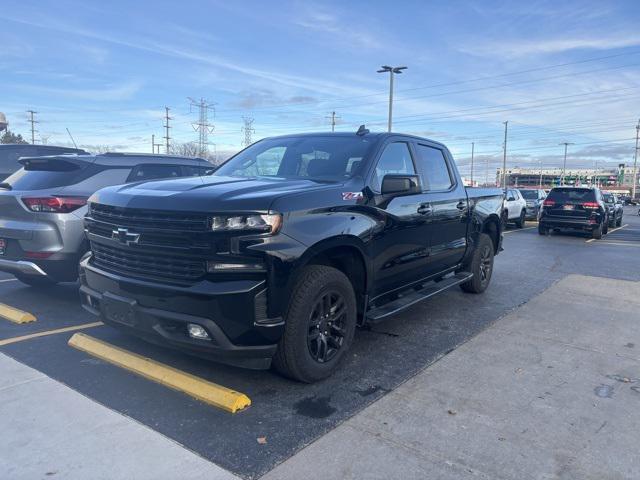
1, 206, 639, 479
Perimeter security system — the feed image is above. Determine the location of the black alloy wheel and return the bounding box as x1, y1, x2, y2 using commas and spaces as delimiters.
307, 290, 347, 363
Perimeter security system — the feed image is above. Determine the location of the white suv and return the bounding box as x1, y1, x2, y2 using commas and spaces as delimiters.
503, 189, 527, 228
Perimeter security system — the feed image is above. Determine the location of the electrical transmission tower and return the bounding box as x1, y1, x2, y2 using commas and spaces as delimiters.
241, 116, 255, 147
326, 111, 340, 132
188, 97, 216, 157
163, 107, 172, 154
27, 110, 38, 144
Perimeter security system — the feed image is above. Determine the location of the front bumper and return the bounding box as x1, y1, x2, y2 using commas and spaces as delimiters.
79, 257, 282, 369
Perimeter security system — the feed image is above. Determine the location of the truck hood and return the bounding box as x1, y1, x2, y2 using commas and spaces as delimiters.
89, 175, 341, 212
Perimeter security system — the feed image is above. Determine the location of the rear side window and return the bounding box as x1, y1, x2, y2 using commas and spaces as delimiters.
128, 164, 184, 182
547, 188, 595, 202
2, 160, 89, 190
415, 144, 453, 191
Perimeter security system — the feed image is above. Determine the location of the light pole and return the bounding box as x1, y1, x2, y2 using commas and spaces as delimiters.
502, 121, 508, 189
470, 142, 475, 185
539, 159, 543, 188
377, 65, 407, 132
632, 119, 640, 200
559, 142, 573, 186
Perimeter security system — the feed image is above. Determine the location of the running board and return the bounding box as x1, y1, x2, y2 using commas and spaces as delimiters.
365, 272, 473, 323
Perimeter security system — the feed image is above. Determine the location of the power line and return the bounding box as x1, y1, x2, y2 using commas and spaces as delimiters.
163, 106, 172, 154
26, 110, 38, 144
241, 116, 255, 147
188, 97, 216, 156
326, 111, 340, 132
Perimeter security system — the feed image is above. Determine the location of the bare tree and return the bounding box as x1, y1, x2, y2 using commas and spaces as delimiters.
169, 141, 200, 158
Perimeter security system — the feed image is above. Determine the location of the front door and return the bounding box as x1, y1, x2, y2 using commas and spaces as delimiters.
367, 140, 433, 297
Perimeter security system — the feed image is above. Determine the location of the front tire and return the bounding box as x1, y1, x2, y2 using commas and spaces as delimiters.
273, 265, 357, 383
616, 215, 622, 227
538, 225, 548, 235
460, 233, 494, 294
515, 210, 525, 228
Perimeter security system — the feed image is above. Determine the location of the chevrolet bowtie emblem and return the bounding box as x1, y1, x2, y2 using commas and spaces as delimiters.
112, 227, 140, 246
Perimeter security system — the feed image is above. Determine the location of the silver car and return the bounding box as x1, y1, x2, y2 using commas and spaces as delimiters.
519, 188, 547, 220
0, 153, 212, 286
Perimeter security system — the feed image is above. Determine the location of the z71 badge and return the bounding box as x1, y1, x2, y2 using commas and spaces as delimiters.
342, 192, 363, 201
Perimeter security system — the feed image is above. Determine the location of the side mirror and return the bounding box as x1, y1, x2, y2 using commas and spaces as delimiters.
381, 174, 421, 196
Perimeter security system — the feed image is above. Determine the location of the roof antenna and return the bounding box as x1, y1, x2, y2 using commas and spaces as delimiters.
66, 128, 78, 149
356, 124, 369, 136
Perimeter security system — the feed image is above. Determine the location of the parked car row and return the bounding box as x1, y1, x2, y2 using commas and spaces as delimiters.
0, 135, 628, 381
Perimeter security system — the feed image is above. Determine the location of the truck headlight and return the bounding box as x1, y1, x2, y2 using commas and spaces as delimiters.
209, 213, 282, 233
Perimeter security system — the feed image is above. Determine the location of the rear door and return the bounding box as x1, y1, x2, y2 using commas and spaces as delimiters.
413, 142, 468, 274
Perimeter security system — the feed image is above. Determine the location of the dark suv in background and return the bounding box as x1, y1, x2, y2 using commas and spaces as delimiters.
602, 192, 623, 227
538, 187, 608, 239
0, 153, 212, 286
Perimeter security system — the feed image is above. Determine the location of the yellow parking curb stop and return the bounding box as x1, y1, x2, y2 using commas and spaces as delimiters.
0, 303, 36, 324
68, 333, 251, 413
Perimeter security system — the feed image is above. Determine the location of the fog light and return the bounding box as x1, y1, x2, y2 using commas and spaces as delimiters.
187, 323, 210, 340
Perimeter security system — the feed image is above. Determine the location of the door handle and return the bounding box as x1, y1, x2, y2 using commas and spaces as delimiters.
417, 203, 432, 215
456, 201, 466, 211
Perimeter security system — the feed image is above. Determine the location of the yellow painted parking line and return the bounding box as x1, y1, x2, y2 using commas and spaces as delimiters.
0, 322, 103, 347
0, 303, 36, 324
586, 224, 628, 243
504, 226, 536, 234
68, 333, 251, 414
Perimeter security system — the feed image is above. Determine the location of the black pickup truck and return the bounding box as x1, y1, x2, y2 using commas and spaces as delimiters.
80, 130, 504, 382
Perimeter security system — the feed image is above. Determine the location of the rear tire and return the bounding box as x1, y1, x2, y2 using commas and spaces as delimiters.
14, 274, 57, 287
460, 233, 494, 294
603, 222, 609, 235
592, 224, 603, 239
538, 225, 547, 235
273, 265, 357, 383
515, 210, 525, 228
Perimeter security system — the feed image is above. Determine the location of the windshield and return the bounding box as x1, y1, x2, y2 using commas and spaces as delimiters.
214, 136, 375, 181
520, 190, 539, 200
602, 194, 615, 203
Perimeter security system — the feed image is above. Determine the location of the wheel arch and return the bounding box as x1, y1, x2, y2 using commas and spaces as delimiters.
290, 236, 371, 322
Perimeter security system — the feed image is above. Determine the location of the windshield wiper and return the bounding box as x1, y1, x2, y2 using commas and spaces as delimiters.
0, 182, 12, 190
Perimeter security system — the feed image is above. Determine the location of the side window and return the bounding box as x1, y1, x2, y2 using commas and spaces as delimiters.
182, 165, 210, 176
415, 144, 453, 191
128, 164, 183, 182
372, 142, 415, 191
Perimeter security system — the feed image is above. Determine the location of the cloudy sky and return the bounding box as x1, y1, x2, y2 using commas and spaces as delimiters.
2, 0, 640, 177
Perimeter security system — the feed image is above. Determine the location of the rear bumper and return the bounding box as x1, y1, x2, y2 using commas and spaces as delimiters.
0, 258, 47, 276
79, 257, 281, 369
539, 217, 599, 230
